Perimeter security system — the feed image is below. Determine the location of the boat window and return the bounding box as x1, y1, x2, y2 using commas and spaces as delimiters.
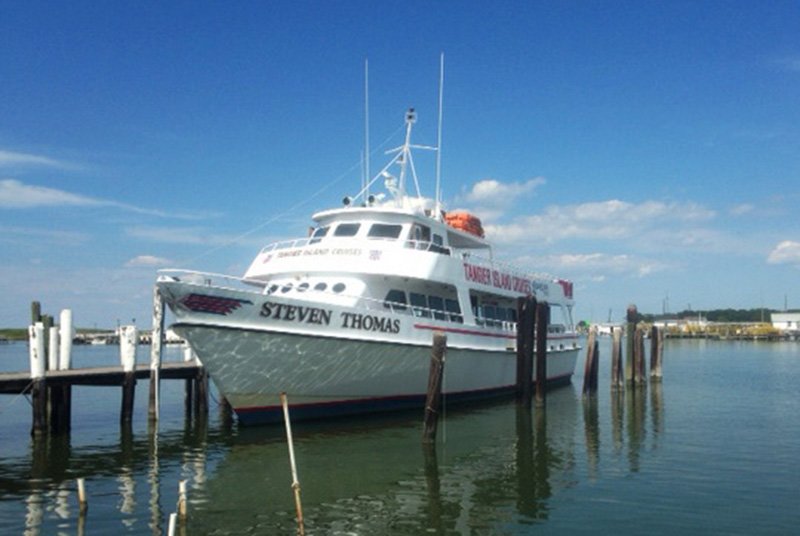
309, 226, 329, 244
445, 299, 463, 323
383, 289, 408, 311
368, 224, 403, 239
332, 283, 346, 293
433, 234, 443, 246
410, 292, 430, 318
281, 283, 293, 293
314, 282, 327, 292
334, 223, 360, 237
266, 284, 279, 295
297, 282, 310, 292
428, 296, 446, 321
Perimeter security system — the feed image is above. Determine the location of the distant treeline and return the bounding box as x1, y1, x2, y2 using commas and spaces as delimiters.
642, 308, 799, 323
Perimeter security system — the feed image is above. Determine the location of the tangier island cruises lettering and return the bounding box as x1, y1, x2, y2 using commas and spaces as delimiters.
156, 106, 579, 425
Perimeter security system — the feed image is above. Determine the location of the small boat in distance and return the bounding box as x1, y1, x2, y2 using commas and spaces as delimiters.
157, 108, 579, 425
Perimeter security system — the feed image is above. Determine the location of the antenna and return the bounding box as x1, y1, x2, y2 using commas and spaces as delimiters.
364, 58, 370, 198
435, 52, 444, 219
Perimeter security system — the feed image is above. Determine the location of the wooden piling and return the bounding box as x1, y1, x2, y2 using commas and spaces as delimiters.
534, 301, 549, 407
280, 392, 305, 536
611, 327, 624, 390
625, 305, 637, 384
177, 480, 188, 519
422, 332, 447, 443
194, 365, 209, 416
119, 326, 137, 425
76, 477, 88, 515
582, 327, 599, 395
149, 287, 165, 422
633, 326, 646, 385
515, 296, 535, 406
29, 323, 47, 436
650, 325, 664, 380
31, 301, 41, 325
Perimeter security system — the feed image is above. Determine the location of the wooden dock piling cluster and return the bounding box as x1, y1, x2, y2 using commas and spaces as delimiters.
0, 297, 209, 437
515, 296, 549, 408
582, 303, 666, 397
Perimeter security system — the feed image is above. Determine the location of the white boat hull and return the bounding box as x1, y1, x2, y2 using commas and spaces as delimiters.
161, 278, 578, 424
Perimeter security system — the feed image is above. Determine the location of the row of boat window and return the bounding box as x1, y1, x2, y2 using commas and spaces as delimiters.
265, 281, 347, 295
383, 290, 463, 323
311, 222, 449, 253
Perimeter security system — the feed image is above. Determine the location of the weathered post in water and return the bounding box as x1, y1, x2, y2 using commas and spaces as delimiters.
280, 393, 305, 536
625, 305, 637, 385
56, 309, 74, 433
611, 327, 624, 389
149, 287, 165, 422
422, 332, 447, 443
29, 323, 47, 436
635, 326, 646, 385
516, 296, 536, 406
535, 301, 549, 407
120, 325, 138, 425
582, 327, 599, 395
650, 325, 664, 380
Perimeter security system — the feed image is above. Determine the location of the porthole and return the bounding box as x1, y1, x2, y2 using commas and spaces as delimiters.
281, 283, 293, 293
298, 282, 310, 292
332, 283, 346, 293
314, 282, 327, 291
266, 284, 279, 295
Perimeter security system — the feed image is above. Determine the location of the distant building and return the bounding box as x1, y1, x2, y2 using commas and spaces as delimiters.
771, 313, 800, 332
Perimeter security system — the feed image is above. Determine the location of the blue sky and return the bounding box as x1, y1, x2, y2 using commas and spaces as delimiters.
1, 1, 799, 328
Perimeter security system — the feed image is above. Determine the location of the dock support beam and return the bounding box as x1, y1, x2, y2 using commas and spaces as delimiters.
625, 304, 637, 385
149, 287, 165, 422
29, 323, 47, 436
534, 301, 549, 407
582, 327, 599, 395
422, 332, 447, 443
515, 296, 536, 406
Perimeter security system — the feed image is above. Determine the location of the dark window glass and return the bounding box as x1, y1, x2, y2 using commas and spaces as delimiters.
428, 296, 446, 320
297, 283, 310, 292
332, 283, 346, 293
410, 293, 430, 318
314, 282, 327, 291
368, 224, 403, 239
445, 299, 463, 323
310, 226, 329, 244
334, 223, 360, 237
383, 289, 408, 311
281, 283, 293, 293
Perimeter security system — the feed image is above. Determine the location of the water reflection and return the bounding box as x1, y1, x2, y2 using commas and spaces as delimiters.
5, 382, 672, 534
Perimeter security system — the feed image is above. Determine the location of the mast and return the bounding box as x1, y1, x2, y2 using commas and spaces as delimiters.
435, 53, 444, 220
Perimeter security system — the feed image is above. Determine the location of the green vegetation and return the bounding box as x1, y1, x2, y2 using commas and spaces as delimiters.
641, 308, 799, 323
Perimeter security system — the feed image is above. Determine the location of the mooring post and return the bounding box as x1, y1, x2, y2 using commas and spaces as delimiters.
29, 323, 47, 436
422, 331, 447, 443
650, 325, 664, 380
582, 327, 599, 395
625, 304, 637, 385
177, 479, 188, 520
120, 325, 138, 425
47, 325, 64, 433
149, 287, 165, 422
57, 309, 73, 433
194, 358, 209, 417
280, 392, 305, 536
516, 296, 535, 405
534, 300, 549, 407
31, 301, 41, 325
636, 326, 647, 385
76, 477, 88, 515
182, 345, 194, 418
611, 327, 624, 389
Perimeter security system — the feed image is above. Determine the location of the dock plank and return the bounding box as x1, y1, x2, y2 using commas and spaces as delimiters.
0, 362, 200, 394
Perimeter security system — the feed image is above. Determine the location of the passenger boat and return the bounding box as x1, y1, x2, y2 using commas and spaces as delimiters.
156, 109, 579, 425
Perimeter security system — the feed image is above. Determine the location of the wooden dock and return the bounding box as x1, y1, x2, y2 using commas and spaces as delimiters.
0, 362, 200, 394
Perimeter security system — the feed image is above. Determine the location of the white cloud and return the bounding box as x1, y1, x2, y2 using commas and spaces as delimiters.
484, 199, 715, 245
125, 225, 262, 247
456, 177, 545, 221
0, 178, 203, 219
0, 179, 103, 208
767, 241, 800, 266
0, 224, 89, 246
125, 255, 173, 267
516, 252, 671, 279
729, 203, 754, 216
0, 149, 78, 170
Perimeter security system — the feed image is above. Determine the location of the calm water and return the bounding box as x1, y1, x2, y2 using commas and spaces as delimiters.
0, 339, 798, 534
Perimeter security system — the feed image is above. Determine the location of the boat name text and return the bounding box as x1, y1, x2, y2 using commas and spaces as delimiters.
259, 302, 400, 333
463, 262, 535, 294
